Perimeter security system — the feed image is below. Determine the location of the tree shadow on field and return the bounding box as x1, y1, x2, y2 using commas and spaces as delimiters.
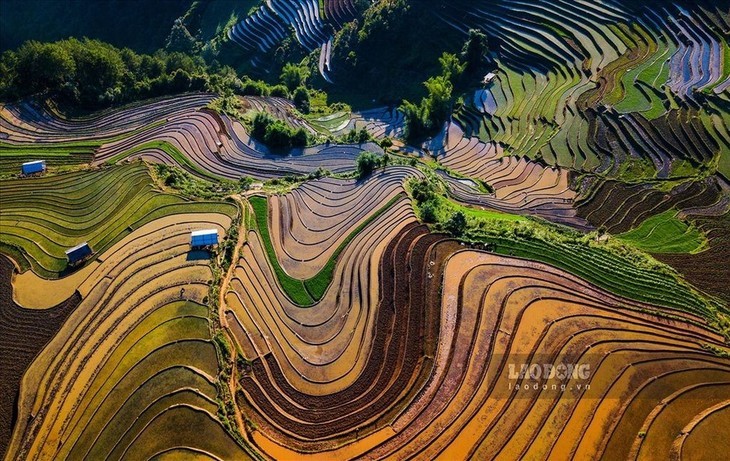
186, 250, 212, 261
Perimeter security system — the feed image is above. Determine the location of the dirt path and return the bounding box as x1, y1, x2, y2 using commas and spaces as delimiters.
216, 193, 259, 454
219, 194, 249, 325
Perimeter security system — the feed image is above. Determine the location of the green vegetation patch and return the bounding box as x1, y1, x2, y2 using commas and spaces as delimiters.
406, 176, 717, 318
617, 210, 708, 254
468, 228, 715, 318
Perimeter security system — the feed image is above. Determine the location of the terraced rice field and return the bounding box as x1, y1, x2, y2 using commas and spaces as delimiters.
226, 242, 730, 459
0, 256, 80, 457
0, 162, 236, 278
436, 122, 588, 228
655, 213, 730, 303
4, 213, 253, 460
2, 0, 729, 459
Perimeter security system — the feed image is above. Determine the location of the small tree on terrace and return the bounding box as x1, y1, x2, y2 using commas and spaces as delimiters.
280, 62, 309, 92
445, 211, 467, 237
410, 178, 436, 204
462, 29, 489, 73
381, 152, 390, 170
251, 112, 272, 139
291, 127, 309, 147
423, 75, 453, 125
439, 52, 466, 87
356, 152, 379, 179
292, 86, 310, 113
420, 202, 437, 223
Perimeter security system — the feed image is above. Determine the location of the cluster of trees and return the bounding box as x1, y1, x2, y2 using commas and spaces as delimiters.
0, 37, 244, 108
328, 0, 490, 105
409, 177, 467, 236
343, 127, 371, 144
356, 151, 389, 179
250, 112, 309, 149
279, 63, 312, 113
330, 0, 435, 101
400, 51, 464, 141
242, 62, 313, 113
400, 71, 454, 141
400, 29, 490, 141
0, 36, 331, 131
154, 163, 250, 199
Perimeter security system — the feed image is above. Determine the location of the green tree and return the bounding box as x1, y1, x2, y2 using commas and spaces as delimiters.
420, 202, 437, 223
356, 152, 379, 179
269, 84, 289, 98
345, 128, 370, 144
63, 39, 126, 105
280, 62, 309, 91
401, 75, 453, 141
252, 112, 272, 139
170, 69, 192, 92
14, 41, 75, 94
423, 75, 453, 126
291, 128, 309, 147
462, 29, 489, 73
264, 120, 292, 148
411, 178, 436, 204
165, 19, 198, 53
292, 86, 310, 113
238, 176, 254, 191
241, 78, 269, 96
445, 211, 467, 237
399, 100, 425, 140
439, 52, 466, 86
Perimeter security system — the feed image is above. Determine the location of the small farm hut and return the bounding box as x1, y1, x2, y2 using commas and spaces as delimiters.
66, 242, 92, 265
191, 229, 219, 248
483, 72, 496, 84
22, 160, 46, 175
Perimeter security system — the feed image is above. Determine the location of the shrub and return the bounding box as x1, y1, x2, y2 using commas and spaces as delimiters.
269, 84, 289, 98
411, 178, 436, 204
445, 211, 467, 237
249, 111, 309, 149
420, 201, 438, 223
280, 62, 309, 91
356, 152, 380, 179
292, 86, 310, 113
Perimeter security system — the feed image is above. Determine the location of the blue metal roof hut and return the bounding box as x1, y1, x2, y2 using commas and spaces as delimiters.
191, 229, 219, 248
65, 242, 92, 265
22, 160, 46, 175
